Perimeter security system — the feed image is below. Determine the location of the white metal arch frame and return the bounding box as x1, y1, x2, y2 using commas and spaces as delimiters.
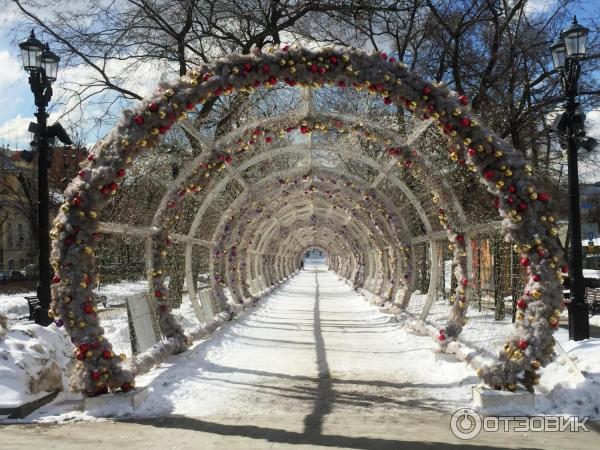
255, 205, 383, 289
51, 47, 565, 394
145, 110, 471, 320
214, 186, 392, 307
201, 165, 411, 307
209, 172, 406, 305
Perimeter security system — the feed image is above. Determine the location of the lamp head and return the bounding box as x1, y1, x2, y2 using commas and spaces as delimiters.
18, 30, 44, 72
561, 16, 589, 59
549, 39, 566, 71
41, 43, 60, 82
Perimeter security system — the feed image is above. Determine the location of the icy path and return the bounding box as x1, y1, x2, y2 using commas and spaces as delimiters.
129, 263, 476, 422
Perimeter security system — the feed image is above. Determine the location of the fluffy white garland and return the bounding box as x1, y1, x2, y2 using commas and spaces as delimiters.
50, 46, 565, 395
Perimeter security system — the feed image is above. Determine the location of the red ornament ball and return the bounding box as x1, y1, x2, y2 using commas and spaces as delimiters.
517, 339, 529, 350
484, 170, 495, 180
538, 192, 550, 202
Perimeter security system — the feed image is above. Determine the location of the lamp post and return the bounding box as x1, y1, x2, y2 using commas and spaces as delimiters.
19, 30, 60, 326
550, 16, 590, 341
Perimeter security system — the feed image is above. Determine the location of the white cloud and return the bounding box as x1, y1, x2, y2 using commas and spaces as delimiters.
0, 50, 22, 88
0, 1, 19, 26
0, 53, 180, 150
525, 0, 555, 15
0, 112, 63, 149
0, 1, 97, 27
0, 114, 33, 148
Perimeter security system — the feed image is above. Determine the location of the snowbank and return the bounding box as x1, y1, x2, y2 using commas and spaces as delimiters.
0, 323, 73, 408
0, 293, 30, 321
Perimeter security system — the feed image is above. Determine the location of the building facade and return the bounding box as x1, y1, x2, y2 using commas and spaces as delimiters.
0, 146, 87, 271
0, 148, 35, 270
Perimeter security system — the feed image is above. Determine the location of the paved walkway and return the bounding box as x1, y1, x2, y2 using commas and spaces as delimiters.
1, 264, 598, 449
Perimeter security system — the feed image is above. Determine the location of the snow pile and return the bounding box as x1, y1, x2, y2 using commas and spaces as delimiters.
0, 293, 30, 320
521, 329, 600, 418
0, 323, 74, 407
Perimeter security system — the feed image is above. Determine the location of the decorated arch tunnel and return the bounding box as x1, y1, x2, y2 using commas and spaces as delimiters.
48, 46, 565, 396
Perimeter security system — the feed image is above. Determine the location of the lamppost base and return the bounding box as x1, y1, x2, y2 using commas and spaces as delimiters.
33, 306, 53, 326
567, 301, 590, 341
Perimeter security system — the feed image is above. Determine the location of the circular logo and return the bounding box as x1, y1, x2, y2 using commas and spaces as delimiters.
450, 408, 482, 440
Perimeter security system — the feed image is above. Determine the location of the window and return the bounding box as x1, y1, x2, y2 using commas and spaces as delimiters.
17, 223, 24, 249
6, 222, 13, 249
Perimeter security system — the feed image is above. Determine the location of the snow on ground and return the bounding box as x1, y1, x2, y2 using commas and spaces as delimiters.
96, 280, 148, 307
0, 279, 149, 324
583, 269, 600, 279
25, 261, 478, 422
0, 282, 202, 410
2, 261, 600, 423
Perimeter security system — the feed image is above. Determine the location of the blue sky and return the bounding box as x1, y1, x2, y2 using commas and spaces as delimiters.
0, 29, 36, 149
0, 0, 598, 151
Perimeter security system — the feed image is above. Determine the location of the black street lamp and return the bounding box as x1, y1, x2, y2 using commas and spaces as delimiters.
19, 30, 60, 326
550, 16, 591, 341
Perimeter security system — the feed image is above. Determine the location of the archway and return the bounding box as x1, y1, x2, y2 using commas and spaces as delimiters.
49, 46, 565, 395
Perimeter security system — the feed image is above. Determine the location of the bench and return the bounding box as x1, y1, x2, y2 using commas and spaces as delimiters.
24, 295, 40, 320
586, 288, 600, 316
587, 287, 600, 301
97, 294, 108, 308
